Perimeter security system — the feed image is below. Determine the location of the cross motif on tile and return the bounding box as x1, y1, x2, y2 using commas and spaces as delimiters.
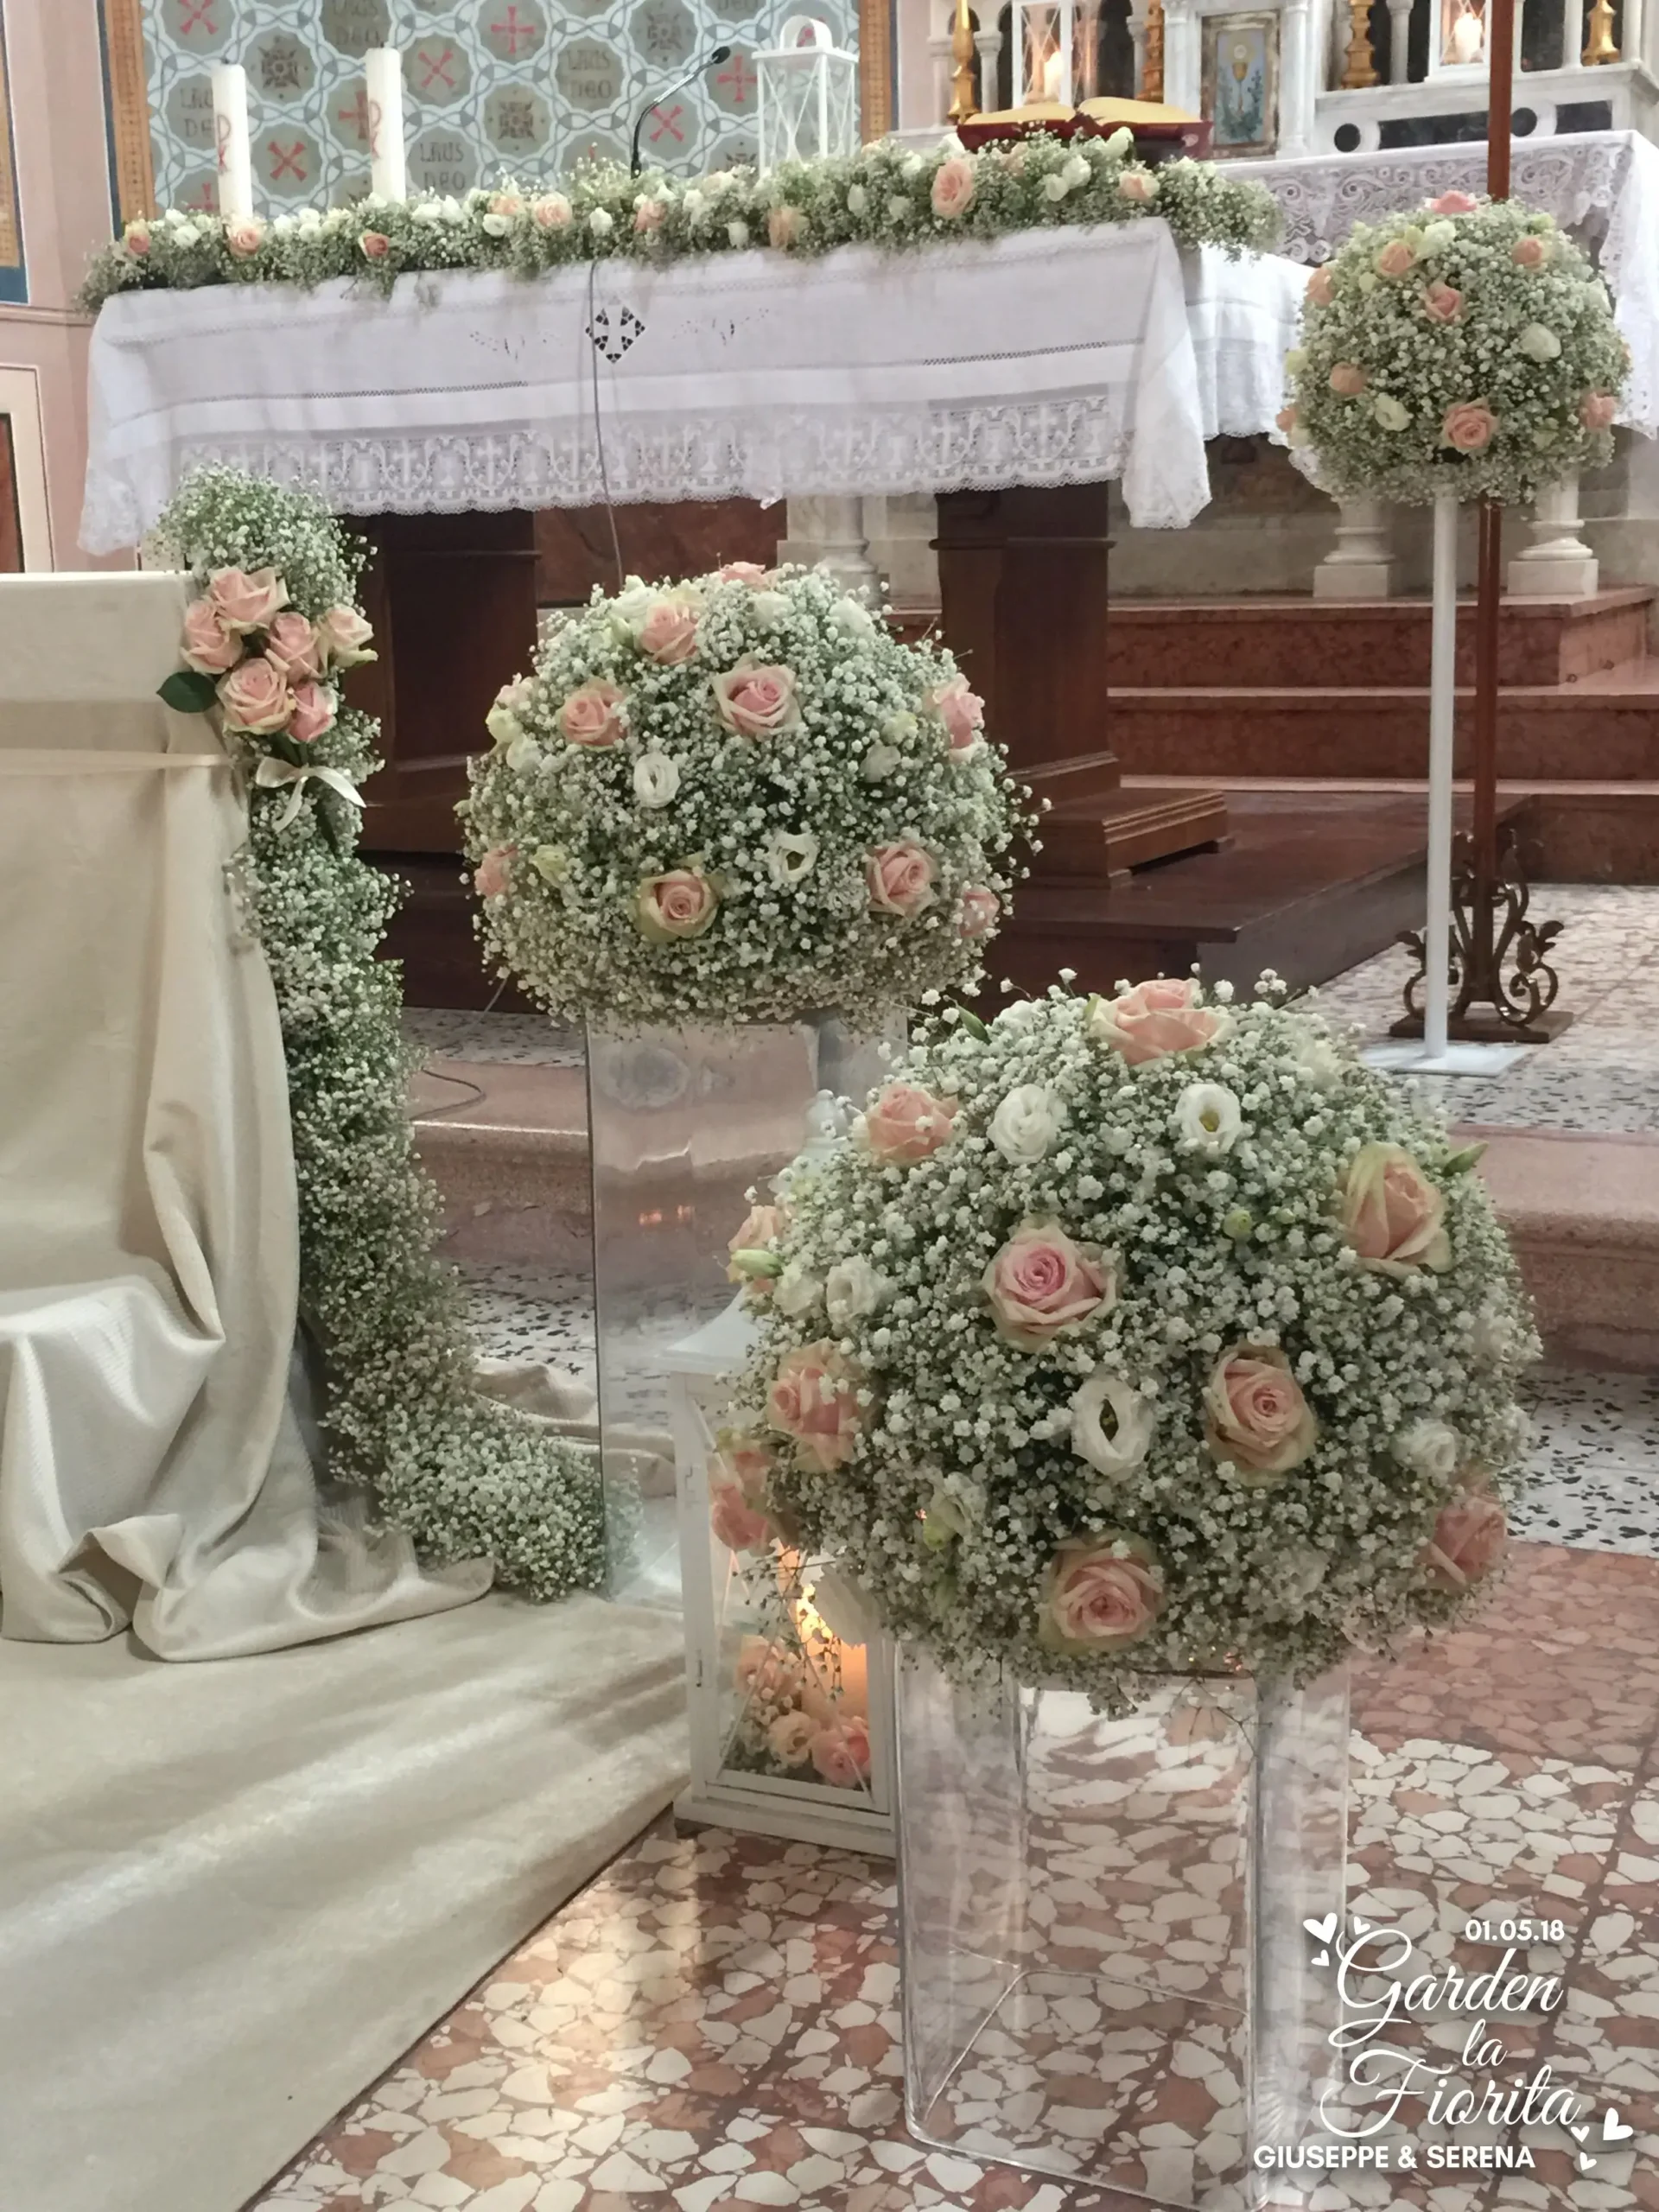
648, 104, 686, 145
491, 4, 539, 55
336, 86, 375, 149
586, 306, 646, 362
716, 56, 758, 103
416, 43, 460, 92
267, 139, 308, 184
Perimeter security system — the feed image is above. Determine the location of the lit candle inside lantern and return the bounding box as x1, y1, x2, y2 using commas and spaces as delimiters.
364, 48, 408, 200
1042, 41, 1066, 98
210, 65, 254, 220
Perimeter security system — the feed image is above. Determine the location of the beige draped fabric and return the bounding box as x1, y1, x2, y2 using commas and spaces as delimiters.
0, 572, 488, 1658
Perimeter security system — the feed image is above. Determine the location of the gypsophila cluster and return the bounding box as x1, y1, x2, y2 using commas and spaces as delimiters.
463, 563, 1030, 1027
728, 977, 1537, 1701
156, 467, 605, 1599
79, 131, 1279, 315
1283, 191, 1627, 506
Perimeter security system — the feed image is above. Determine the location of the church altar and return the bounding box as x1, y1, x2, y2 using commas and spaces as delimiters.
1236, 130, 1659, 434
78, 223, 1306, 555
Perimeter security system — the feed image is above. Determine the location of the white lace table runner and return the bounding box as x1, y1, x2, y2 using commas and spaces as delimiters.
1234, 130, 1659, 433
79, 224, 1305, 552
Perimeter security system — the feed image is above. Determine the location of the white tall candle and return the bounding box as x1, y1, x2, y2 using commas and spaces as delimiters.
365, 48, 408, 200
210, 64, 254, 219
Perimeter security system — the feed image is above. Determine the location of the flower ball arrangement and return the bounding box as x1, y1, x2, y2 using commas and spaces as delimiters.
464, 564, 1029, 1027
729, 977, 1538, 1697
1281, 191, 1627, 506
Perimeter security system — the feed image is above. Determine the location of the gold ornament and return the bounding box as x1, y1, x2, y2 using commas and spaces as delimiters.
948, 0, 979, 122
1582, 0, 1620, 63
1341, 0, 1380, 86
1141, 0, 1166, 99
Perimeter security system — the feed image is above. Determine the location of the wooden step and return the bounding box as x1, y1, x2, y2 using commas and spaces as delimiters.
1107, 588, 1654, 690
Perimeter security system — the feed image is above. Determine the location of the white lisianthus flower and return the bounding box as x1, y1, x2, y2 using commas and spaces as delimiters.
989, 1083, 1067, 1164
825, 1254, 889, 1331
1061, 153, 1090, 189
1470, 1301, 1517, 1364
1373, 393, 1411, 432
728, 219, 750, 248
1070, 1368, 1156, 1479
766, 828, 819, 887
861, 742, 900, 781
1041, 173, 1070, 203
632, 750, 681, 808
832, 596, 876, 638
1395, 1418, 1461, 1482
481, 212, 512, 238
920, 1478, 981, 1548
683, 188, 705, 224
994, 999, 1042, 1033
1517, 321, 1562, 361
588, 208, 614, 237
1419, 218, 1455, 254
505, 733, 542, 774
1101, 125, 1133, 157
772, 1259, 823, 1317
486, 704, 524, 749
901, 152, 924, 181
847, 183, 868, 216
1174, 1081, 1243, 1157
881, 709, 918, 745
750, 588, 791, 627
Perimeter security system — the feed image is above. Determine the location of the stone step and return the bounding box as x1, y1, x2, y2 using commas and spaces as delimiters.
1106, 673, 1659, 783
1106, 588, 1654, 691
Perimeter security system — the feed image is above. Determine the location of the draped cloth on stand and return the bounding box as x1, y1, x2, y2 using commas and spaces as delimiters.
79, 224, 1308, 552
0, 572, 489, 1658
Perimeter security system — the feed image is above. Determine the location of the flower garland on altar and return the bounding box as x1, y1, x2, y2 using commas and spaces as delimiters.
727, 980, 1538, 1700
1281, 192, 1627, 506
79, 132, 1280, 315
155, 467, 606, 1600
463, 564, 1031, 1028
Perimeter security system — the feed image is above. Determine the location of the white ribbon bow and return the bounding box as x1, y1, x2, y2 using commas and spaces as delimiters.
252, 755, 365, 831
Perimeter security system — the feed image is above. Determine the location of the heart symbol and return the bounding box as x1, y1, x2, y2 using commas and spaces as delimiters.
1580, 2153, 1599, 2172
1604, 2107, 1634, 2144
1304, 1915, 1338, 1945
1313, 1949, 1330, 1966
1353, 1917, 1372, 1934
1569, 2126, 1588, 2143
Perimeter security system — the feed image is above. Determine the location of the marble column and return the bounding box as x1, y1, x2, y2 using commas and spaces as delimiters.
1386, 0, 1414, 78
778, 496, 881, 595
1313, 495, 1395, 598
1507, 470, 1599, 597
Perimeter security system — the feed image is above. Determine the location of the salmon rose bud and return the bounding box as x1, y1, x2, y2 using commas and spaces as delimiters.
217, 654, 292, 734
1040, 1535, 1162, 1652
810, 1715, 872, 1785
474, 843, 515, 899
180, 598, 241, 675
1580, 391, 1618, 430
637, 595, 700, 664
287, 680, 338, 746
1203, 1344, 1318, 1484
931, 155, 976, 219
1087, 976, 1230, 1066
1306, 264, 1335, 306
859, 1082, 957, 1165
1427, 189, 1479, 215
559, 678, 627, 748
1442, 400, 1497, 452
983, 1218, 1112, 1351
264, 610, 326, 682
767, 1342, 868, 1471
1421, 1489, 1507, 1592
208, 565, 288, 634
635, 868, 719, 943
958, 886, 1001, 939
316, 604, 376, 669
713, 659, 801, 738
867, 840, 936, 918
1339, 1141, 1452, 1275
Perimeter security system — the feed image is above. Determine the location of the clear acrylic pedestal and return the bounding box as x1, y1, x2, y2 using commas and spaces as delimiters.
585, 1016, 895, 1611
897, 1651, 1350, 2209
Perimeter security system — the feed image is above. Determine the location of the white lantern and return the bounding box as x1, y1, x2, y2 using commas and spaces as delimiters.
669, 1296, 896, 1854
755, 16, 861, 172
1010, 0, 1103, 104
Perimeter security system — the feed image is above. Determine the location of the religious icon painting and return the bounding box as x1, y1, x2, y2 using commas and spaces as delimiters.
1199, 9, 1279, 157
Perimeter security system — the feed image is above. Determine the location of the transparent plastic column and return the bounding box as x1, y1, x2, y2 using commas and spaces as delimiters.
897, 1651, 1350, 2209
584, 1015, 896, 1611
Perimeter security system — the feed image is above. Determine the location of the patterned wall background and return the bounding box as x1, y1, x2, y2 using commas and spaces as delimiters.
137, 0, 859, 212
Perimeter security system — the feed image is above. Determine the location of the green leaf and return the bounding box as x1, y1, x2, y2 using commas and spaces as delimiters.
729, 1249, 781, 1280
157, 667, 218, 715
264, 729, 308, 767
953, 1005, 988, 1040
1444, 1141, 1488, 1175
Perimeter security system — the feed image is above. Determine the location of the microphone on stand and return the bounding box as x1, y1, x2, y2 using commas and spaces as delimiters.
630, 45, 733, 176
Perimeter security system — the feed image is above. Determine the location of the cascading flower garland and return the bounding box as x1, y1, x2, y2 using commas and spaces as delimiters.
728, 979, 1538, 1700
155, 467, 606, 1599
79, 132, 1280, 315
1281, 191, 1627, 506
462, 563, 1031, 1027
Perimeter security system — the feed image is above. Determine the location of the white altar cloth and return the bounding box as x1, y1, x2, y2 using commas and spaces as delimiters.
1235, 131, 1659, 434
79, 224, 1306, 552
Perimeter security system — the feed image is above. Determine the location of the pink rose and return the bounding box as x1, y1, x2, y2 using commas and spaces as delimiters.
927, 672, 985, 754
475, 843, 515, 899
1339, 1141, 1452, 1275
1329, 362, 1368, 395
1421, 1489, 1507, 1592
224, 217, 264, 259
711, 1433, 775, 1503
125, 222, 151, 257
1422, 279, 1464, 323
709, 1480, 772, 1553
216, 654, 293, 734
1511, 234, 1548, 269
1374, 239, 1415, 279
736, 1636, 800, 1701
560, 678, 627, 748
1275, 404, 1298, 433
180, 597, 242, 675
1306, 264, 1335, 307
287, 679, 338, 746
931, 155, 976, 219
636, 868, 718, 943
634, 198, 666, 235
315, 603, 376, 669
1580, 391, 1618, 431
1427, 190, 1479, 215
638, 596, 700, 664
767, 1342, 867, 1471
861, 1082, 957, 1165
1087, 976, 1230, 1066
717, 562, 769, 584
767, 204, 805, 250
866, 841, 936, 918
489, 191, 524, 218
264, 610, 325, 683
1118, 169, 1155, 204
532, 194, 573, 230
359, 230, 391, 261
713, 659, 801, 739
1443, 400, 1497, 452
958, 886, 1000, 939
810, 1715, 873, 1787
207, 565, 288, 634
728, 1201, 786, 1287
1041, 1535, 1162, 1652
1203, 1344, 1318, 1484
983, 1217, 1112, 1351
